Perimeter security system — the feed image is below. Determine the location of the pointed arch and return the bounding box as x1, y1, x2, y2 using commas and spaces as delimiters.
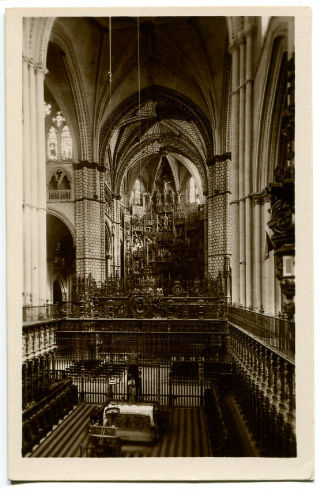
46, 207, 76, 243
254, 30, 289, 191
23, 17, 55, 67
99, 85, 214, 167
49, 24, 92, 161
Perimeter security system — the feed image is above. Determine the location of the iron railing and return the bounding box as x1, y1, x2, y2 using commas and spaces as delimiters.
71, 275, 227, 299
23, 296, 226, 322
23, 304, 62, 323
228, 306, 295, 360
58, 318, 228, 333
55, 330, 230, 364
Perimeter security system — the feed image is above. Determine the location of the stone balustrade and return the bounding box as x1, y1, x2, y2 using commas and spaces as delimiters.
229, 324, 296, 457
23, 321, 58, 362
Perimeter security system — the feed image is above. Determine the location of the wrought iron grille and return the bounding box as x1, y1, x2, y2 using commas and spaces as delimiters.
53, 319, 230, 407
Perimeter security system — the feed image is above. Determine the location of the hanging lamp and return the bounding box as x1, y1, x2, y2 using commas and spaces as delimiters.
137, 16, 142, 199
108, 16, 113, 133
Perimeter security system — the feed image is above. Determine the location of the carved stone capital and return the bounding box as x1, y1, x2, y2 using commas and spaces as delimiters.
243, 23, 256, 39
23, 55, 48, 75
34, 61, 49, 76
207, 152, 231, 166
22, 54, 34, 67
75, 161, 106, 172
251, 192, 264, 206
228, 40, 239, 54
237, 32, 246, 46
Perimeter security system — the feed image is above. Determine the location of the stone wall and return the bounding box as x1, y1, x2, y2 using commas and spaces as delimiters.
74, 162, 106, 281
207, 156, 231, 280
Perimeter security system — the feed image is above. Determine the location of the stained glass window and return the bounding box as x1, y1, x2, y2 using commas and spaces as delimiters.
131, 179, 143, 206
46, 107, 73, 162
48, 126, 58, 161
189, 177, 196, 203
61, 125, 72, 160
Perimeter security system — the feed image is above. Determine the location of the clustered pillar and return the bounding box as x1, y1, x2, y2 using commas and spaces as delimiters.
252, 193, 262, 311
230, 37, 240, 305
230, 22, 254, 309
111, 195, 122, 277
23, 55, 47, 307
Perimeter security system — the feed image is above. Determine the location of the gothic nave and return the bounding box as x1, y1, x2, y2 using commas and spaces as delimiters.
20, 14, 296, 460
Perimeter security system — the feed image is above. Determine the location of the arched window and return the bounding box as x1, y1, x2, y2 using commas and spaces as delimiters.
195, 185, 200, 203
131, 179, 143, 206
188, 177, 201, 204
189, 177, 196, 203
45, 108, 73, 162
48, 175, 58, 190
60, 174, 71, 190
61, 125, 73, 160
134, 188, 141, 206
48, 126, 58, 161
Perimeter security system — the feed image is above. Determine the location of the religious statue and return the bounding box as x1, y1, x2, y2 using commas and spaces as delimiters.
167, 189, 174, 205
144, 193, 151, 209
163, 213, 169, 230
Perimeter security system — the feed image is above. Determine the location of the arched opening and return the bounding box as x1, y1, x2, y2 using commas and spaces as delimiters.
48, 126, 58, 161
130, 178, 145, 207
105, 222, 111, 278
61, 125, 73, 160
188, 176, 200, 204
53, 278, 63, 304
47, 214, 75, 302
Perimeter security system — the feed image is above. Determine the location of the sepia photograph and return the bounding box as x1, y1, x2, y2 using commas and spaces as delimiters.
5, 5, 313, 482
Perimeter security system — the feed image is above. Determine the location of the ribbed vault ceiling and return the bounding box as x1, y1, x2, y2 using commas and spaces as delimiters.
46, 16, 230, 196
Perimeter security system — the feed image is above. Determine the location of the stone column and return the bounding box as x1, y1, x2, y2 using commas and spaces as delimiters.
274, 268, 282, 317
252, 193, 262, 311
111, 195, 122, 278
203, 195, 208, 279
74, 162, 106, 282
206, 165, 214, 279
238, 35, 246, 306
224, 158, 232, 302
262, 197, 275, 315
244, 28, 253, 308
230, 41, 240, 305
28, 60, 39, 306
22, 57, 32, 306
22, 56, 49, 307
260, 199, 266, 314
207, 157, 231, 281
35, 64, 47, 306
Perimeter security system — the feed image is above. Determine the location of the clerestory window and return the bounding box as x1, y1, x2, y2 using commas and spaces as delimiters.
46, 109, 73, 162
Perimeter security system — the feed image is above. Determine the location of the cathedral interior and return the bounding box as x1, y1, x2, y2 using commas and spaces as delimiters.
21, 15, 295, 458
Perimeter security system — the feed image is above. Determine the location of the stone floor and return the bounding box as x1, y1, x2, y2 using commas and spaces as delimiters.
28, 403, 212, 457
